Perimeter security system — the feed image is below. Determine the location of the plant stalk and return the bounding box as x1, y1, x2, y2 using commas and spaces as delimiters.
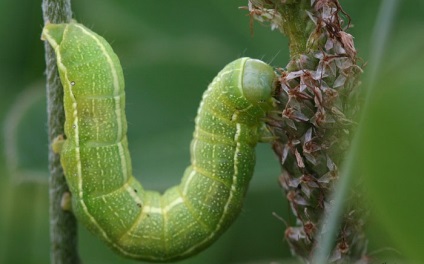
41, 0, 80, 263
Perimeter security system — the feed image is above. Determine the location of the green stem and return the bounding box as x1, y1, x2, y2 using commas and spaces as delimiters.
41, 1, 80, 263
278, 0, 311, 58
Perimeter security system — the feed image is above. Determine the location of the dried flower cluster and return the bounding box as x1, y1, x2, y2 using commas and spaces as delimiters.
243, 0, 367, 263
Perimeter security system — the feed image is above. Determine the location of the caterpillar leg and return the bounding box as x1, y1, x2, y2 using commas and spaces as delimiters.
51, 134, 66, 154
61, 192, 72, 211
258, 123, 276, 143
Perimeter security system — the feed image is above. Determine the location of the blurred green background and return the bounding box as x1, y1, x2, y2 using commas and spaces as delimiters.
0, 0, 423, 263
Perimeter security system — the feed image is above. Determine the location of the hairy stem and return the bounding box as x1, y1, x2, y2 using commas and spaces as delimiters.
279, 0, 311, 58
41, 1, 80, 263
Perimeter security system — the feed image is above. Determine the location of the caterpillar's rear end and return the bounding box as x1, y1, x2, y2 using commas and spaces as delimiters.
42, 21, 276, 262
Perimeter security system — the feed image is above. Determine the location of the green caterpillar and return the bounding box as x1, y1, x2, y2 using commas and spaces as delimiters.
42, 21, 276, 262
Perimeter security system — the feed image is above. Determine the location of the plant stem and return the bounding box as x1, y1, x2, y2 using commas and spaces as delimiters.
279, 0, 311, 58
41, 1, 80, 263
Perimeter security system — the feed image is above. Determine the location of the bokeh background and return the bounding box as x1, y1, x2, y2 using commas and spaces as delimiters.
0, 0, 423, 263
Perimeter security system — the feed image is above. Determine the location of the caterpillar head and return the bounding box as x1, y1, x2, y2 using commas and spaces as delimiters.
241, 58, 276, 110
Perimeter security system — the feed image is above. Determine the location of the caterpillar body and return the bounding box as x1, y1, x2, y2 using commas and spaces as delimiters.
42, 21, 276, 262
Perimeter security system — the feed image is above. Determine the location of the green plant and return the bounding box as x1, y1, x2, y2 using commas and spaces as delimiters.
244, 0, 367, 262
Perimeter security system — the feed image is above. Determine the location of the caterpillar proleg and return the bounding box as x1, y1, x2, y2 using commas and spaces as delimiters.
42, 21, 276, 262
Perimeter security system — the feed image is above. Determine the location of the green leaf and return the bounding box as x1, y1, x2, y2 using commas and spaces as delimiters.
360, 35, 424, 262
